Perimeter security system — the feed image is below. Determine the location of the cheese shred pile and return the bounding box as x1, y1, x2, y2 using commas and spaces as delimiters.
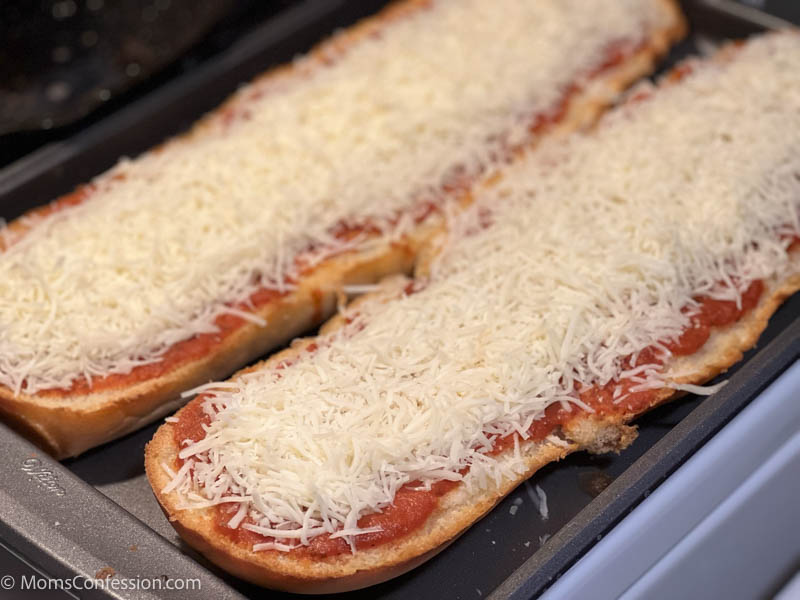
0, 0, 672, 394
169, 33, 800, 551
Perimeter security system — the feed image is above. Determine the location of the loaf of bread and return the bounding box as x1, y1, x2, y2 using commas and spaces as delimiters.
0, 0, 683, 458
146, 31, 800, 593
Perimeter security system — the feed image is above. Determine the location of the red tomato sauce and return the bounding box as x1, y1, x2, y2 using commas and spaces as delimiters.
173, 395, 211, 446
215, 478, 458, 558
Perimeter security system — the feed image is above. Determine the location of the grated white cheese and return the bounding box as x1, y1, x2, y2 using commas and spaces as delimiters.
0, 0, 671, 395
168, 33, 800, 552
535, 485, 549, 521
525, 481, 549, 520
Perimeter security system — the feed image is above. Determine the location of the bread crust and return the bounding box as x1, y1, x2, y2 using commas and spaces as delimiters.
0, 0, 684, 459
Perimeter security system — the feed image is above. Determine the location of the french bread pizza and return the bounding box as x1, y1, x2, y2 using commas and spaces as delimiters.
0, 0, 683, 459
147, 32, 800, 593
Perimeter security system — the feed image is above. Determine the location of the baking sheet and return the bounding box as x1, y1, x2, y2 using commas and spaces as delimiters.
0, 1, 797, 598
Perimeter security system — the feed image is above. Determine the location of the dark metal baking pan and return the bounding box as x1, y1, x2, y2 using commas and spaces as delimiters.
0, 0, 238, 136
0, 1, 797, 598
